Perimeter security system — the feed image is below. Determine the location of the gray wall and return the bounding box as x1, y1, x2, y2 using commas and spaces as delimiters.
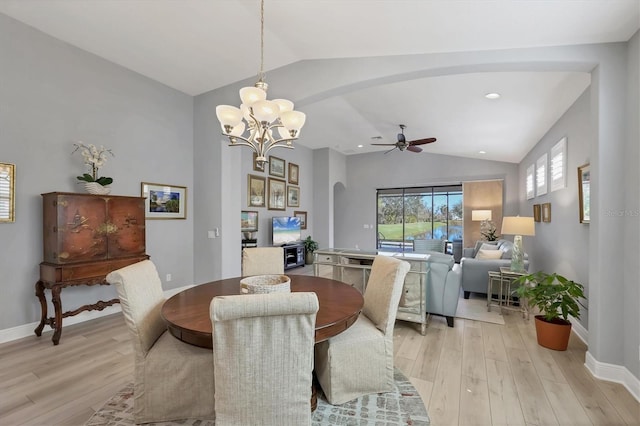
518, 87, 592, 329
334, 151, 519, 251
0, 14, 194, 329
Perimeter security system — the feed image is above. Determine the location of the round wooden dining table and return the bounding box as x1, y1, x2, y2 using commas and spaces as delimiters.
161, 274, 364, 349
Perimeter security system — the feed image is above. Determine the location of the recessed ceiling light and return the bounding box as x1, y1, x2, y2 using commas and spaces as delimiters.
485, 93, 501, 100
479, 150, 486, 154
357, 144, 364, 148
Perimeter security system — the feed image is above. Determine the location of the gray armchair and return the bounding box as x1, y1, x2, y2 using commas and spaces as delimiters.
459, 239, 529, 299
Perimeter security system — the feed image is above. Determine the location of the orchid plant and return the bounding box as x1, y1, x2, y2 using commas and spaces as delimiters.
72, 142, 114, 186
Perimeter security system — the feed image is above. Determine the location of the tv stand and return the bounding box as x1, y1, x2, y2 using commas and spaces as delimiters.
282, 243, 305, 270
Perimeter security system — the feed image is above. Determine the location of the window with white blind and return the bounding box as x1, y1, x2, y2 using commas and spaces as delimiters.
550, 137, 567, 192
526, 164, 535, 199
536, 153, 547, 196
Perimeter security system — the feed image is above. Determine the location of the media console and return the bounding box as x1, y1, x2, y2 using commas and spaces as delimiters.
282, 243, 305, 270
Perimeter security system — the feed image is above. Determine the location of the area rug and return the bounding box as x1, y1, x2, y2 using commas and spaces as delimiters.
85, 368, 430, 426
455, 292, 505, 325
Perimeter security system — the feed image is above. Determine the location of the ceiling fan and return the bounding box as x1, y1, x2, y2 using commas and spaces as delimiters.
371, 124, 436, 154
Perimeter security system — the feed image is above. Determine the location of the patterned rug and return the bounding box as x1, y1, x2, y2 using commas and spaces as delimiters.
86, 368, 430, 425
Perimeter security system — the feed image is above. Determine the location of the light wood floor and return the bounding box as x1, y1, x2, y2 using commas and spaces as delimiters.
1, 295, 638, 425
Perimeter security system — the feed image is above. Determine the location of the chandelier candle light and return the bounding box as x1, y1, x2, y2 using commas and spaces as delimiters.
501, 216, 535, 272
216, 0, 306, 168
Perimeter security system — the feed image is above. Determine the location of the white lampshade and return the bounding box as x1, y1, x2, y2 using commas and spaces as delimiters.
273, 99, 294, 113
252, 100, 280, 123
501, 216, 535, 236
239, 86, 267, 106
472, 210, 492, 221
216, 105, 243, 129
228, 121, 245, 137
280, 110, 306, 132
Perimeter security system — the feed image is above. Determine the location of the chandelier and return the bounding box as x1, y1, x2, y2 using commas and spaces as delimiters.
215, 0, 306, 168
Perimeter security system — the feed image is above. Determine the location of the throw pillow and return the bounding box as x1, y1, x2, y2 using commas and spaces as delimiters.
476, 249, 504, 260
480, 243, 499, 251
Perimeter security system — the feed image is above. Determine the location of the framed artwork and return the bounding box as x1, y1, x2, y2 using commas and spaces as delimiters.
533, 204, 541, 222
247, 174, 266, 208
241, 210, 259, 232
0, 162, 16, 223
141, 182, 187, 219
252, 152, 264, 172
526, 164, 535, 200
288, 162, 299, 184
578, 163, 590, 224
536, 153, 548, 196
287, 185, 300, 207
542, 202, 551, 223
294, 210, 307, 229
269, 155, 285, 178
268, 177, 286, 210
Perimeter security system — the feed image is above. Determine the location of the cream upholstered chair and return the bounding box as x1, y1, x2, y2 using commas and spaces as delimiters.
242, 247, 284, 276
210, 292, 319, 425
106, 260, 215, 424
314, 255, 410, 405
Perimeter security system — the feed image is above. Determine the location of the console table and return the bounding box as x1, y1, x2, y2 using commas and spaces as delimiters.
34, 192, 148, 345
313, 248, 430, 335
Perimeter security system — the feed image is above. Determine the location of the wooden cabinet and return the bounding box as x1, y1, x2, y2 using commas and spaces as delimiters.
35, 192, 149, 345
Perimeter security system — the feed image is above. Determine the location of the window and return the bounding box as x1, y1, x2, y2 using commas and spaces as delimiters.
536, 153, 548, 196
550, 137, 567, 192
377, 185, 462, 252
0, 163, 15, 223
526, 164, 535, 200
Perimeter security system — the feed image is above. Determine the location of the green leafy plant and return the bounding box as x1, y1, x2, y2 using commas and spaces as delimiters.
514, 271, 585, 323
72, 142, 114, 186
303, 236, 318, 253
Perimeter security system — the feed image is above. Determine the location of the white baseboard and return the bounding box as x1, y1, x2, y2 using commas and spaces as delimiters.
569, 314, 588, 345
0, 284, 194, 345
585, 351, 640, 402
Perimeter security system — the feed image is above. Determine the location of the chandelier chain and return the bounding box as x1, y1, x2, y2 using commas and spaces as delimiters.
259, 0, 265, 82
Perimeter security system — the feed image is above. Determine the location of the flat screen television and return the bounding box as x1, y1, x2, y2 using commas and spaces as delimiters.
272, 216, 301, 246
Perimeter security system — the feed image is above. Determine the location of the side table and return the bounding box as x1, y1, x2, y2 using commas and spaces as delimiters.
486, 267, 529, 319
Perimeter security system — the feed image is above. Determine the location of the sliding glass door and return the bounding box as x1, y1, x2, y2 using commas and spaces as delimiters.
377, 185, 462, 252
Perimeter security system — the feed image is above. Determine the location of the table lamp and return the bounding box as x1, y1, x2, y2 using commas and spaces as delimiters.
500, 216, 535, 272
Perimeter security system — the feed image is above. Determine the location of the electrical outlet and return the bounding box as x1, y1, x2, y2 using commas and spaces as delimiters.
166, 274, 172, 282
208, 230, 215, 239
363, 224, 369, 229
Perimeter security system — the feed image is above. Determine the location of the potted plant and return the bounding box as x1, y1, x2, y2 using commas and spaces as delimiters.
514, 271, 585, 351
72, 142, 114, 194
303, 236, 318, 265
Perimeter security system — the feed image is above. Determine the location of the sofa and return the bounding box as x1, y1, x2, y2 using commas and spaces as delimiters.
459, 239, 529, 299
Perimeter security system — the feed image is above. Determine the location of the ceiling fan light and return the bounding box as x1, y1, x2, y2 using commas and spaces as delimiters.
280, 110, 306, 132
216, 105, 243, 127
239, 86, 267, 106
252, 100, 280, 123
273, 99, 294, 113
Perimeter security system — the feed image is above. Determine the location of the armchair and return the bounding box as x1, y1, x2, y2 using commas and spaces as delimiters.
460, 239, 529, 298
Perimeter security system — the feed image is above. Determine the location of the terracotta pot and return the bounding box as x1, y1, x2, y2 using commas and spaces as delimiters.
534, 315, 572, 351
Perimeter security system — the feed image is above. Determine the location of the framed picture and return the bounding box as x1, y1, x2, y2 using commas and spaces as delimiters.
252, 152, 264, 172
247, 174, 266, 208
287, 185, 300, 207
141, 182, 187, 219
269, 155, 285, 178
0, 162, 16, 223
578, 163, 590, 224
533, 204, 541, 222
288, 162, 299, 184
294, 210, 307, 229
241, 210, 258, 232
268, 177, 286, 210
542, 202, 551, 223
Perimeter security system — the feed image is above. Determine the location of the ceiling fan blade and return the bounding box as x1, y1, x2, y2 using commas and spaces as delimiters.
407, 145, 423, 153
371, 143, 397, 146
408, 137, 437, 146
384, 147, 398, 154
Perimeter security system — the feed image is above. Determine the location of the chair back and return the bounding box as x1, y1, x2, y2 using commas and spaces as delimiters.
210, 292, 319, 425
242, 247, 284, 276
362, 256, 411, 335
106, 260, 166, 356
414, 238, 446, 253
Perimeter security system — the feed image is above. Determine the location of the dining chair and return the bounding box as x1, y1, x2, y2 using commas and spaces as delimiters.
210, 292, 319, 426
242, 246, 284, 276
314, 255, 410, 405
106, 260, 215, 424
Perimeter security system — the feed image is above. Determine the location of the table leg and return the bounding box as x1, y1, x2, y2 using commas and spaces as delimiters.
51, 285, 63, 345
34, 280, 47, 337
